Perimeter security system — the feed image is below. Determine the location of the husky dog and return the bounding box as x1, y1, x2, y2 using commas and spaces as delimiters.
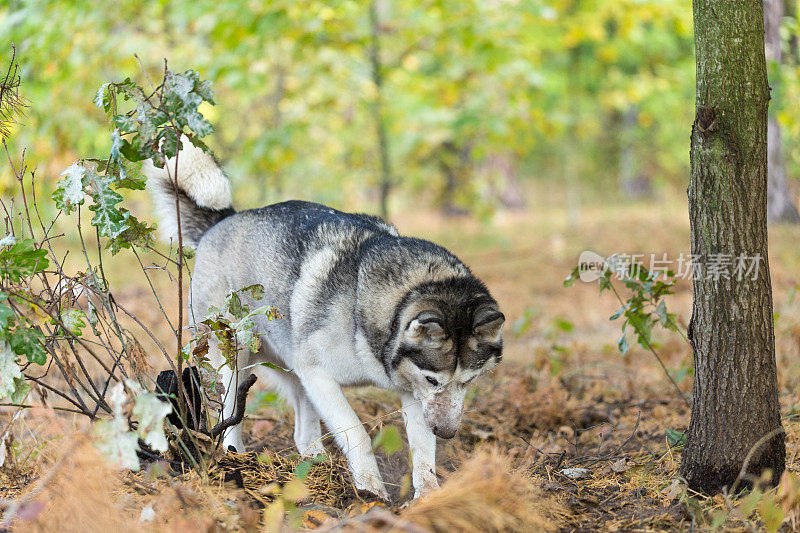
143, 140, 504, 499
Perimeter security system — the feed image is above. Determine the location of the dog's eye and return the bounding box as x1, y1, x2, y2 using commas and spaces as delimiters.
426, 376, 439, 386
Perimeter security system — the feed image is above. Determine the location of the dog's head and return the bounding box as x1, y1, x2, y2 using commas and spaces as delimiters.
389, 279, 504, 439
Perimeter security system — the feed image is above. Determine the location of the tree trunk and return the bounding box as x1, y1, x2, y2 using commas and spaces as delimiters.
764, 0, 800, 223
438, 141, 472, 217
767, 116, 800, 222
682, 0, 785, 494
368, 0, 393, 219
618, 106, 653, 199
786, 0, 800, 61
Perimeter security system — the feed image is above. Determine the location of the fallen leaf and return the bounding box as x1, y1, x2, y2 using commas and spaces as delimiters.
611, 458, 629, 473
559, 467, 589, 480
470, 428, 493, 440
302, 509, 333, 529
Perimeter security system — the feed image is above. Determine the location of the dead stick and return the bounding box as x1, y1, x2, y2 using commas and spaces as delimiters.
211, 374, 257, 438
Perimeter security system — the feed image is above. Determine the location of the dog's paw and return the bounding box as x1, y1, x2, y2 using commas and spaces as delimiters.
356, 486, 391, 503
223, 438, 246, 454
414, 483, 439, 500
297, 440, 326, 457
413, 471, 439, 499
353, 473, 390, 502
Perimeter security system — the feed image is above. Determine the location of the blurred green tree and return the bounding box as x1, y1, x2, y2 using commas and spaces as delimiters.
1, 0, 700, 217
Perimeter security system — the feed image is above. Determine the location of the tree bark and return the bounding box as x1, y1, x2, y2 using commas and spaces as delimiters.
764, 0, 800, 223
682, 0, 785, 494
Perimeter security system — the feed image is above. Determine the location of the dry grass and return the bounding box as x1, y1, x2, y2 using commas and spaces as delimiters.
4, 194, 800, 531
211, 450, 356, 508
10, 434, 139, 532
400, 448, 567, 532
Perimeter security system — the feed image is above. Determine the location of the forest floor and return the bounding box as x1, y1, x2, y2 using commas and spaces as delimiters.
2, 194, 800, 531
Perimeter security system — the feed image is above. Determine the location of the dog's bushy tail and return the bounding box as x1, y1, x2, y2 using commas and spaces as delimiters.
142, 137, 235, 248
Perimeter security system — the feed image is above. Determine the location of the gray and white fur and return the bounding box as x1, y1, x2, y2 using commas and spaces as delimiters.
144, 139, 505, 499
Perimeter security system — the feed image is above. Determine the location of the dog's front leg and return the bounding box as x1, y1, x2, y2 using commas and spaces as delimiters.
211, 337, 248, 453
401, 393, 438, 498
298, 365, 389, 500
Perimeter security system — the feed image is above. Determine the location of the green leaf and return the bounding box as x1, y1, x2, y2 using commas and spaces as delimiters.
511, 308, 535, 338
371, 425, 403, 456
598, 274, 612, 293
294, 460, 312, 480
9, 327, 46, 365
0, 302, 13, 329
88, 174, 129, 238
0, 239, 49, 282
227, 292, 248, 319
617, 333, 629, 355
655, 300, 669, 326
53, 163, 88, 214
553, 317, 574, 333
0, 342, 22, 400
109, 129, 125, 164
105, 216, 155, 255
160, 129, 181, 159
737, 488, 763, 518
10, 376, 30, 404
132, 385, 172, 452
260, 361, 292, 372
563, 266, 580, 287
112, 115, 139, 132
246, 332, 261, 353
93, 416, 140, 470
666, 428, 686, 448
60, 309, 87, 336
186, 113, 214, 136
114, 173, 147, 191
292, 452, 328, 482
241, 284, 265, 301
163, 70, 215, 137
94, 83, 111, 109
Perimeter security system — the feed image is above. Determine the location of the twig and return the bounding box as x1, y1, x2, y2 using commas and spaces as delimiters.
729, 426, 785, 493
211, 374, 257, 438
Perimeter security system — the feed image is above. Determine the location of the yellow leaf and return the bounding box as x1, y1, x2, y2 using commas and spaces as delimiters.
759, 495, 786, 533
261, 499, 285, 533
282, 478, 310, 502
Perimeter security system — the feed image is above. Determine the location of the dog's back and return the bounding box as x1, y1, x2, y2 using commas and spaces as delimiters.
143, 138, 503, 497
190, 199, 399, 342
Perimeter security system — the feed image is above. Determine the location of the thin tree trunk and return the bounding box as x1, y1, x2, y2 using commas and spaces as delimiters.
488, 152, 526, 209
681, 0, 785, 494
767, 116, 800, 222
618, 106, 652, 199
784, 0, 799, 63
565, 48, 581, 227
368, 0, 393, 219
764, 0, 800, 222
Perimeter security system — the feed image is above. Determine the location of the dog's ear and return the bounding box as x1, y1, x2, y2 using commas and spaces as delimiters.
406, 311, 450, 349
473, 308, 505, 342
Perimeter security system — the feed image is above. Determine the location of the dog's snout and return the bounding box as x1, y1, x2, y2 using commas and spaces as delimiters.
432, 425, 457, 439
